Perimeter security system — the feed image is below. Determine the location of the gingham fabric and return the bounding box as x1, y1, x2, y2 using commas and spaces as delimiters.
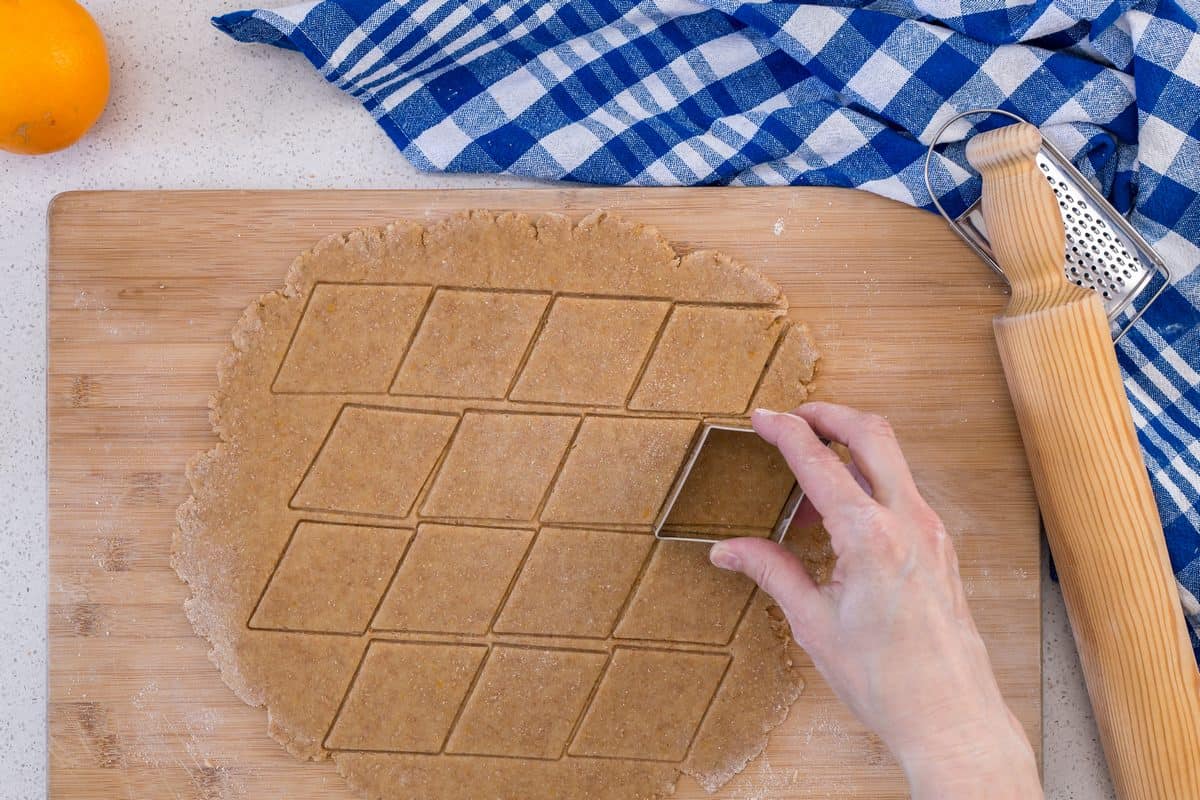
215, 0, 1200, 657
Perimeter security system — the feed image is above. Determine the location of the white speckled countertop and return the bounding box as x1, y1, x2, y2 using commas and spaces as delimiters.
0, 2, 1115, 797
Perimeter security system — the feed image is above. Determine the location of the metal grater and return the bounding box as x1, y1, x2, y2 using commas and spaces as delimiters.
924, 109, 1175, 341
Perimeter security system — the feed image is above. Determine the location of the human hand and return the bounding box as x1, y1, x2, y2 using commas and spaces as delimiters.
710, 404, 1041, 799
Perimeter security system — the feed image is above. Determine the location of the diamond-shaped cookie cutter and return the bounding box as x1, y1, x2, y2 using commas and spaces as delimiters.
652, 424, 806, 545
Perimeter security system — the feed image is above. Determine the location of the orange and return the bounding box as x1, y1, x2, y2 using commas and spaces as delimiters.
0, 0, 110, 155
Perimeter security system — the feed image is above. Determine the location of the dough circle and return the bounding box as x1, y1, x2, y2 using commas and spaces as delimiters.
174, 210, 819, 799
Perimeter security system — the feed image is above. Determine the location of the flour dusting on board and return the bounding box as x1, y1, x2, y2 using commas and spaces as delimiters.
122, 677, 254, 799
74, 289, 109, 312
803, 708, 851, 747
737, 754, 802, 799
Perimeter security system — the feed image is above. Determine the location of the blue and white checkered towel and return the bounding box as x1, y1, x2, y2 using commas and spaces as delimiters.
215, 0, 1200, 657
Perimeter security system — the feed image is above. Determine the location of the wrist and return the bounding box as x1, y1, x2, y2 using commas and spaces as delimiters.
894, 710, 1041, 799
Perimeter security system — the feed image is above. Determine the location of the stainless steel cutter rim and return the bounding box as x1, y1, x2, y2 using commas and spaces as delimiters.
921, 108, 1172, 341
652, 423, 806, 545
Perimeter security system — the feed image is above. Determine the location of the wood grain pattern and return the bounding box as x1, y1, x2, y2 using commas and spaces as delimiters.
48, 188, 1040, 800
969, 124, 1200, 800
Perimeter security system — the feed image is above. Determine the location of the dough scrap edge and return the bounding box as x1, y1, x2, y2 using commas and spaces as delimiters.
171, 209, 811, 786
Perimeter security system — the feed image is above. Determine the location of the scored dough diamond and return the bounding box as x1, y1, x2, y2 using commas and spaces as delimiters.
541, 416, 698, 526
568, 647, 730, 762
249, 521, 411, 634
446, 645, 609, 759
291, 406, 456, 519
372, 524, 532, 634
325, 640, 487, 752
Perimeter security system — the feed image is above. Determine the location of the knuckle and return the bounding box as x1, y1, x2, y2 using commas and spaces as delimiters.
928, 516, 950, 543
828, 502, 879, 536
912, 502, 946, 535
853, 506, 910, 562
775, 418, 813, 445
781, 435, 839, 468
908, 503, 953, 554
794, 452, 841, 474
858, 504, 893, 537
860, 413, 895, 440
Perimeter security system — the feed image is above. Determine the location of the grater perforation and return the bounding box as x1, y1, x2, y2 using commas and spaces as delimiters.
1040, 156, 1145, 306
923, 109, 1175, 340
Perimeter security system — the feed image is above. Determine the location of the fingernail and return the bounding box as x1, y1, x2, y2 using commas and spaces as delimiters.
752, 408, 782, 419
709, 544, 741, 571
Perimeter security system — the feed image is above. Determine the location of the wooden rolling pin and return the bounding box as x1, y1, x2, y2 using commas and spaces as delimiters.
966, 123, 1200, 798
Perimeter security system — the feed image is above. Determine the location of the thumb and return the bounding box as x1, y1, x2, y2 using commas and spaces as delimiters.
710, 537, 830, 643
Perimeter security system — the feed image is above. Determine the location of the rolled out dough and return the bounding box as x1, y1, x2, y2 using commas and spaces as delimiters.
174, 210, 821, 799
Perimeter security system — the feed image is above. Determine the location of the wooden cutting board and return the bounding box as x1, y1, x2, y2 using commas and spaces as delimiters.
48, 188, 1040, 799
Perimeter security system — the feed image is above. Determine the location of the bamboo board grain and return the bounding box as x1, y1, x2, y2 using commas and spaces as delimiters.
48, 188, 1041, 800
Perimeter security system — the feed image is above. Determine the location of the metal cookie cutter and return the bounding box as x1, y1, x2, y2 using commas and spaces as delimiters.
652, 424, 807, 545
923, 108, 1176, 342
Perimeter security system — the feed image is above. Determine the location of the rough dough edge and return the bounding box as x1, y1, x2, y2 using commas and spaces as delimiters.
172, 209, 807, 787
691, 604, 803, 793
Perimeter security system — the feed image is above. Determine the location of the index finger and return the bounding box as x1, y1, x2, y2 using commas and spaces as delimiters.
751, 408, 876, 521
789, 402, 921, 509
